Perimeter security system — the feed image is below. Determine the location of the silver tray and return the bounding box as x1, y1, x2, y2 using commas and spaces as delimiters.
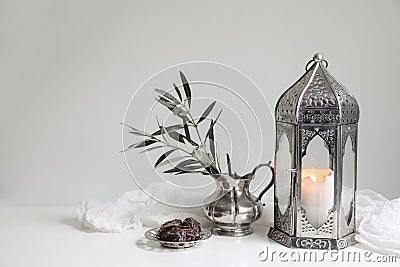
144, 227, 212, 249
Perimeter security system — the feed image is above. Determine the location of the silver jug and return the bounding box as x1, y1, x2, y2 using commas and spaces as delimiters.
202, 162, 274, 237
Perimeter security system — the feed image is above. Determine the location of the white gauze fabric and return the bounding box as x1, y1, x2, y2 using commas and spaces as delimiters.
77, 184, 400, 256
77, 183, 211, 232
354, 189, 400, 256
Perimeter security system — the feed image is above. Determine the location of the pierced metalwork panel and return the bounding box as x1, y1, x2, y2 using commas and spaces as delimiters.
300, 129, 317, 153
300, 207, 334, 238
276, 108, 297, 124
318, 129, 336, 156
300, 127, 337, 157
340, 109, 359, 124
274, 200, 293, 234
298, 110, 340, 124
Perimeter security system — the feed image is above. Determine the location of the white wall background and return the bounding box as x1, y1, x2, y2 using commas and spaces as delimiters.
1, 0, 399, 205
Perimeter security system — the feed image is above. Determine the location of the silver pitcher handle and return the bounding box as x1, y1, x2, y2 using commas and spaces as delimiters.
253, 161, 275, 202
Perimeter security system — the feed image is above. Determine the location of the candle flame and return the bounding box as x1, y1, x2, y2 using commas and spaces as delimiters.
302, 168, 332, 183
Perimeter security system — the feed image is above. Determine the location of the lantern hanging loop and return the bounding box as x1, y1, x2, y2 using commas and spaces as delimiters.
305, 53, 329, 71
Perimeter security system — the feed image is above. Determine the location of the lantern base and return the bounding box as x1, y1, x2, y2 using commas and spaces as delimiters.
267, 227, 357, 250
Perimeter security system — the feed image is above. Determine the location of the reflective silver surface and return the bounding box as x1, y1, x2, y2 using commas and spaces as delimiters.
202, 163, 274, 237
270, 53, 359, 249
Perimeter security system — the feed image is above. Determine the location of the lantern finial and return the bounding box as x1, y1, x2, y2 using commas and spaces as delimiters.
305, 53, 328, 70
313, 53, 324, 62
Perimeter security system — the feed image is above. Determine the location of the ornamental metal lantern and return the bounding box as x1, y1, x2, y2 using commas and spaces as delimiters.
268, 53, 359, 250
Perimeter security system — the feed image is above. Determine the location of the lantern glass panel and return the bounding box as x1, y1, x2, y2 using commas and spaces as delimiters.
301, 135, 334, 229
341, 135, 356, 235
275, 131, 292, 217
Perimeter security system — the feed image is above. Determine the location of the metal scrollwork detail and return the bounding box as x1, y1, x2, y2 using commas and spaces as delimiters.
300, 128, 336, 156
301, 207, 334, 236
274, 201, 293, 233
268, 228, 291, 247
318, 209, 334, 234
298, 110, 340, 124
300, 129, 317, 153
295, 238, 330, 249
300, 207, 317, 233
318, 129, 336, 156
337, 239, 347, 249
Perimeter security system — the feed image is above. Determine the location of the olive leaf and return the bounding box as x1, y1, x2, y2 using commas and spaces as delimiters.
155, 156, 189, 168
171, 106, 188, 119
168, 131, 186, 144
205, 109, 222, 139
151, 124, 183, 136
176, 159, 200, 168
226, 153, 232, 176
122, 139, 157, 152
164, 159, 203, 173
132, 139, 157, 148
193, 149, 213, 167
155, 89, 181, 104
173, 83, 183, 102
208, 119, 215, 160
156, 97, 176, 110
215, 143, 221, 172
154, 149, 176, 168
163, 165, 203, 174
183, 117, 191, 142
183, 138, 195, 154
128, 130, 150, 137
197, 101, 216, 124
121, 123, 152, 137
180, 71, 191, 108
139, 145, 164, 154
120, 122, 138, 131
167, 131, 198, 146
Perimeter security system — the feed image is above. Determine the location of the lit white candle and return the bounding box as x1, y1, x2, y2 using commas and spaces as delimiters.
301, 169, 334, 228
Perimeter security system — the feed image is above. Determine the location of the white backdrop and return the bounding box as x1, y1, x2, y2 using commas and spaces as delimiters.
1, 0, 399, 205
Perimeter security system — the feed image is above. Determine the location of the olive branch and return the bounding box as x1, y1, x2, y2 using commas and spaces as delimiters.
123, 72, 235, 176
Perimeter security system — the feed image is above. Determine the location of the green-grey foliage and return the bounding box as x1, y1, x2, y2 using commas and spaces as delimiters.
123, 72, 234, 176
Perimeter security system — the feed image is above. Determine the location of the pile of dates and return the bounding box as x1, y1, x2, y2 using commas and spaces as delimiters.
157, 217, 203, 242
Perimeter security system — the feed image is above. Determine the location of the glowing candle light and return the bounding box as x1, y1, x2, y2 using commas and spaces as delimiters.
301, 168, 334, 229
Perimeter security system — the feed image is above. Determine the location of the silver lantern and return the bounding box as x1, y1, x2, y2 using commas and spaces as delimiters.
268, 53, 359, 250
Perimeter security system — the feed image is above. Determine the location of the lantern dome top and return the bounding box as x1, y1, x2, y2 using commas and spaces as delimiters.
276, 53, 359, 125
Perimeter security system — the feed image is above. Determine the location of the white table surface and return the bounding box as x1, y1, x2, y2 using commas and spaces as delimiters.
0, 206, 397, 267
